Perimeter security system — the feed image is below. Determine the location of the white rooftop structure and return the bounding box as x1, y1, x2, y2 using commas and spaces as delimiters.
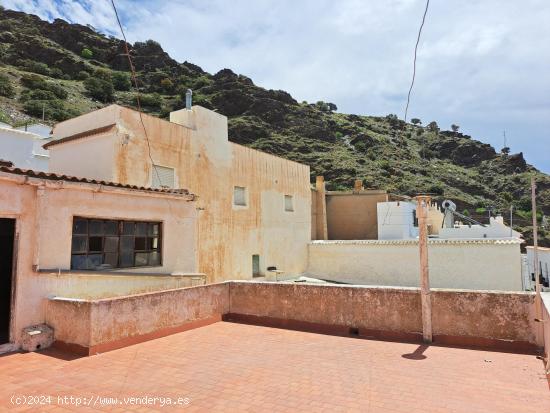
0, 125, 51, 171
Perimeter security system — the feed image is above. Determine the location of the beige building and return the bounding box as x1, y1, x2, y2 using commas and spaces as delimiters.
45, 104, 312, 282
0, 165, 199, 350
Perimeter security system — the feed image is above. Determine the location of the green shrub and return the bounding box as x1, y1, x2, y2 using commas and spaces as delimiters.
160, 77, 174, 92
84, 76, 114, 102
0, 73, 15, 98
49, 68, 64, 78
29, 89, 57, 100
81, 48, 93, 59
112, 71, 131, 91
23, 99, 80, 121
20, 73, 45, 89
135, 92, 162, 109
77, 71, 90, 81
475, 207, 486, 214
19, 60, 50, 75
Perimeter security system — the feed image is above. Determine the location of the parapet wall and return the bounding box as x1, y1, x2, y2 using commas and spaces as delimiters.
227, 282, 538, 352
46, 281, 540, 356
307, 240, 523, 291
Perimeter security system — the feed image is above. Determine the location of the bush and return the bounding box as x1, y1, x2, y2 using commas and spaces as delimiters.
0, 73, 15, 98
19, 60, 50, 75
28, 89, 57, 100
81, 48, 93, 59
76, 71, 90, 80
49, 68, 64, 78
23, 99, 80, 121
160, 77, 174, 92
112, 71, 131, 91
84, 76, 114, 102
135, 92, 162, 109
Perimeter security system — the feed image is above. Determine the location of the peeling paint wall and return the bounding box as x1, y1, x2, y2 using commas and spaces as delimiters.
44, 282, 539, 353
50, 105, 312, 282
0, 177, 198, 347
228, 282, 538, 345
308, 240, 523, 291
46, 283, 229, 351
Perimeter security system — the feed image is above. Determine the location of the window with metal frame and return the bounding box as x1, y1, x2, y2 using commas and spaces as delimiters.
71, 217, 162, 270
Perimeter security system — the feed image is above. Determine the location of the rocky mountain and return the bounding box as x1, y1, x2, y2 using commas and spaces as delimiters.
0, 7, 548, 246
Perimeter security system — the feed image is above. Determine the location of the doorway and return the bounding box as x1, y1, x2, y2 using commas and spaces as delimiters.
0, 219, 15, 344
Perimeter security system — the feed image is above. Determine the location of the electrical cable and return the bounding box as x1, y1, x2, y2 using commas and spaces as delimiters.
403, 0, 430, 123
110, 0, 162, 186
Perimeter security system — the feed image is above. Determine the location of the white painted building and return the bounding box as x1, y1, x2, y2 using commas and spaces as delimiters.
439, 215, 522, 239
525, 246, 550, 289
0, 125, 51, 171
377, 201, 419, 240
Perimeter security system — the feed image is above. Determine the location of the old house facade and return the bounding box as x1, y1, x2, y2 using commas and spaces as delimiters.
46, 104, 312, 282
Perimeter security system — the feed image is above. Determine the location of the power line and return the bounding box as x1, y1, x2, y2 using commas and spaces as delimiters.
110, 0, 162, 186
403, 0, 430, 123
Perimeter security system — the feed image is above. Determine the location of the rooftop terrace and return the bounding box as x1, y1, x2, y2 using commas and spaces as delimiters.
1, 321, 549, 412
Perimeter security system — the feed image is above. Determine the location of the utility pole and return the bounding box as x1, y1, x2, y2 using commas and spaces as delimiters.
416, 195, 432, 343
42, 103, 45, 121
510, 204, 513, 237
532, 177, 541, 306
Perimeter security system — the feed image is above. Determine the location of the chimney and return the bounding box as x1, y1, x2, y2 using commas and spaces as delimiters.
185, 89, 193, 110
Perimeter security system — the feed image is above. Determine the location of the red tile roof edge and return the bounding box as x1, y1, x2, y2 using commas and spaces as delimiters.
0, 165, 195, 197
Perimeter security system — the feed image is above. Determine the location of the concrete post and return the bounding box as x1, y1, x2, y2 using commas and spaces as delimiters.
315, 176, 328, 240
353, 179, 363, 193
416, 195, 432, 343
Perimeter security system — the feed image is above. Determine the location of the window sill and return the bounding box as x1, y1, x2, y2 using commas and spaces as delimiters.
37, 268, 205, 279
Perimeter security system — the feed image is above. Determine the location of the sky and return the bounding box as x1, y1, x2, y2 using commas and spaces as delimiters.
3, 0, 549, 173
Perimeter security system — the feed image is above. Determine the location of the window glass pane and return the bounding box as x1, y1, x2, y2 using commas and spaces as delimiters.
121, 236, 134, 252
148, 223, 159, 236
149, 252, 160, 266
122, 221, 135, 235
120, 251, 133, 267
135, 237, 147, 251
136, 222, 147, 236
104, 237, 119, 252
135, 252, 148, 266
87, 254, 102, 269
71, 255, 87, 270
104, 220, 118, 235
89, 220, 104, 235
148, 237, 159, 250
104, 253, 118, 268
73, 219, 88, 235
71, 236, 88, 253
89, 236, 103, 252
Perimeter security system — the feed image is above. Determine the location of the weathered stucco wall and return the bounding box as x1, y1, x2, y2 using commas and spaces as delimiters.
307, 240, 523, 291
41, 282, 539, 355
0, 175, 198, 347
325, 191, 387, 240
228, 282, 421, 335
46, 283, 229, 354
227, 282, 539, 349
50, 105, 312, 282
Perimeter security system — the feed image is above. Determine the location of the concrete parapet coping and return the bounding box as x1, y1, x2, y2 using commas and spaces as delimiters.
310, 238, 523, 245
38, 269, 206, 279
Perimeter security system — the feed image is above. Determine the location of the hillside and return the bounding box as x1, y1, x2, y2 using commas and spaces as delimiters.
0, 7, 548, 246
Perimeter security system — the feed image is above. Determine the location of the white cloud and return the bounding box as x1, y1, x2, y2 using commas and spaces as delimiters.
2, 0, 549, 172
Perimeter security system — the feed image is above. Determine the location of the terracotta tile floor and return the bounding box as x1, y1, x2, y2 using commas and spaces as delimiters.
0, 322, 549, 412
